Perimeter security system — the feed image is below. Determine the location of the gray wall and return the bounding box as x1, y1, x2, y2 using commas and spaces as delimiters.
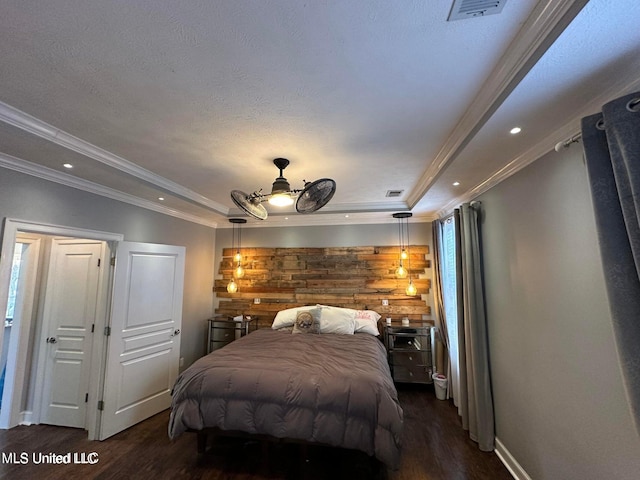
215, 221, 432, 250
477, 147, 640, 479
0, 168, 216, 369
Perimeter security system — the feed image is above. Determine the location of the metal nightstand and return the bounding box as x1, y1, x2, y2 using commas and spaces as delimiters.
384, 322, 434, 384
207, 316, 253, 353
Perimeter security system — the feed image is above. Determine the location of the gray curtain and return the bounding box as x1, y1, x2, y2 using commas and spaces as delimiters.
455, 203, 495, 451
431, 220, 450, 379
582, 91, 640, 434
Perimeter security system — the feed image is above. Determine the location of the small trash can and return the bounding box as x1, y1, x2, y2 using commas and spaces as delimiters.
432, 373, 448, 400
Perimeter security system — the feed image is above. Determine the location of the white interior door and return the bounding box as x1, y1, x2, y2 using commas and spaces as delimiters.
99, 241, 185, 440
39, 239, 103, 428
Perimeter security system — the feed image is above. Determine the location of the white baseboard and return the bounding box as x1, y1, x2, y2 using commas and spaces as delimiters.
19, 410, 34, 425
495, 437, 532, 480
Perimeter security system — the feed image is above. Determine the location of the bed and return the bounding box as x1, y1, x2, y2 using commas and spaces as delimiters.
168, 305, 404, 469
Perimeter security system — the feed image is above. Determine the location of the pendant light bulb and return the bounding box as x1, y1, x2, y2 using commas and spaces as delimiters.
400, 248, 408, 260
406, 280, 417, 296
227, 279, 238, 293
234, 251, 242, 262
234, 265, 245, 279
396, 264, 408, 279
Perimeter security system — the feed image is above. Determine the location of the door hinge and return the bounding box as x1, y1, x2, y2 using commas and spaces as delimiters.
85, 393, 89, 403
110, 257, 116, 267
91, 324, 95, 333
97, 258, 101, 267
97, 400, 104, 411
104, 326, 111, 337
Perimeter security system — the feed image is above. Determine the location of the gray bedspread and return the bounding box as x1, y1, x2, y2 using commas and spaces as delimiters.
168, 329, 403, 468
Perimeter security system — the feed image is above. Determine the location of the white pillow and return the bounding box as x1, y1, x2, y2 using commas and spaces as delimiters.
354, 310, 381, 335
317, 305, 356, 335
272, 306, 315, 329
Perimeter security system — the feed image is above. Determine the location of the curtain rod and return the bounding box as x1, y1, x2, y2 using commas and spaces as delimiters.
554, 133, 582, 152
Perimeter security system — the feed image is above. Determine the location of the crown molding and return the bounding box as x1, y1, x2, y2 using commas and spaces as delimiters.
435, 75, 640, 219
0, 153, 218, 228
1, 151, 435, 228
0, 101, 229, 215
406, 0, 589, 208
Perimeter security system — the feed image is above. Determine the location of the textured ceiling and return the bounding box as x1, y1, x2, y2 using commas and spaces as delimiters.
1, 0, 639, 227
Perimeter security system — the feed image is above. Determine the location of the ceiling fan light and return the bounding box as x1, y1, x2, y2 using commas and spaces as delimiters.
268, 193, 294, 206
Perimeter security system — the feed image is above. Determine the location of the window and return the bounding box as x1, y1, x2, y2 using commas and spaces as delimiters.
5, 243, 24, 325
440, 216, 459, 399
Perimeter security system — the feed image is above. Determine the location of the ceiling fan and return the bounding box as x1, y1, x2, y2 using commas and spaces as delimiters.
230, 158, 337, 220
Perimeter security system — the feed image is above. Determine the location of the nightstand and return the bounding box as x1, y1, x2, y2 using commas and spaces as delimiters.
207, 316, 253, 353
384, 322, 434, 384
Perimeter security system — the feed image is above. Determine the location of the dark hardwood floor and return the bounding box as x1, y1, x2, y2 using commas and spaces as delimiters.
0, 384, 512, 480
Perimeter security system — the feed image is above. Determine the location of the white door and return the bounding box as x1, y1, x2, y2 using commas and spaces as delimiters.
99, 241, 185, 440
39, 239, 104, 428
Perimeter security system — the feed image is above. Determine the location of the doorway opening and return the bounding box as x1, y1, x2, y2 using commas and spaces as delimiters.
0, 218, 185, 442
0, 219, 122, 439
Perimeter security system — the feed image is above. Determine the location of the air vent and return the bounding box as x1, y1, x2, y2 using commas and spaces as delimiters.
386, 190, 404, 198
447, 0, 507, 21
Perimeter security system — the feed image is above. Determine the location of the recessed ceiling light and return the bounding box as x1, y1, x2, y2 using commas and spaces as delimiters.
63, 163, 73, 169
453, 181, 460, 186
284, 217, 289, 220
158, 197, 165, 201
345, 215, 349, 218
510, 127, 522, 134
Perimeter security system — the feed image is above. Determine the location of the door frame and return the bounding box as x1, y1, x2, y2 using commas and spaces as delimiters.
0, 218, 123, 439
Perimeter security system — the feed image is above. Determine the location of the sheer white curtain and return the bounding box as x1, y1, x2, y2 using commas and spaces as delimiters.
436, 204, 495, 451
440, 216, 460, 400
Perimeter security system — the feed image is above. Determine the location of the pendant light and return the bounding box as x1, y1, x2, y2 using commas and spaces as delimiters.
227, 218, 246, 293
226, 278, 238, 294
393, 212, 418, 296
393, 212, 409, 279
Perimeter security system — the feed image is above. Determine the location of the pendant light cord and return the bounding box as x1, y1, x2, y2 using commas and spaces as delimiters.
405, 217, 411, 278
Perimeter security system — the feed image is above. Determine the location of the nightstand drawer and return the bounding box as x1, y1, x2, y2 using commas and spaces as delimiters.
212, 327, 239, 342
387, 328, 430, 351
392, 363, 432, 383
390, 351, 430, 367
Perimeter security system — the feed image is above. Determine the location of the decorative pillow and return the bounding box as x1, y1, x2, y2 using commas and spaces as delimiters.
317, 305, 356, 335
354, 310, 381, 336
292, 308, 321, 334
272, 306, 315, 329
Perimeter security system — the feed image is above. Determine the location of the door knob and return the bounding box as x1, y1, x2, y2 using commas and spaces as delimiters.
171, 329, 181, 337
46, 337, 57, 344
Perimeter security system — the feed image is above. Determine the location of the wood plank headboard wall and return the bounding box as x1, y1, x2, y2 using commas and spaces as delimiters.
214, 245, 431, 329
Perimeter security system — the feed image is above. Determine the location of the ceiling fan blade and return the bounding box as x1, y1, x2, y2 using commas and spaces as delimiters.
230, 190, 268, 220
295, 178, 336, 214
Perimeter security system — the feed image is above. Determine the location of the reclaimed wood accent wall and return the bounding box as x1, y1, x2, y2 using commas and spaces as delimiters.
214, 245, 431, 328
